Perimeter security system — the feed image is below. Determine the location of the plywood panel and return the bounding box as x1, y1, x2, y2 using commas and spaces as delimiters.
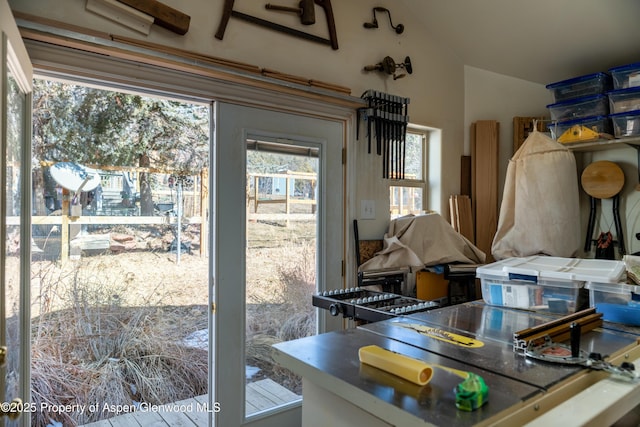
472, 120, 499, 262
448, 195, 474, 243
457, 195, 474, 242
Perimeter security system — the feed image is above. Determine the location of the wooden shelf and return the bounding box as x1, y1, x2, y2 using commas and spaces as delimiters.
565, 136, 640, 152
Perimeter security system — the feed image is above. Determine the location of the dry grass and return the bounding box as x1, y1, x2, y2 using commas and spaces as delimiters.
25, 218, 316, 425
29, 254, 208, 427
31, 304, 208, 426
245, 235, 317, 394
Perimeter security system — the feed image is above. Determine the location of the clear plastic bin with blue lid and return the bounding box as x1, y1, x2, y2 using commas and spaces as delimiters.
609, 109, 640, 138
585, 281, 640, 325
546, 94, 609, 122
548, 115, 612, 142
607, 86, 640, 114
609, 62, 640, 90
546, 72, 612, 103
477, 256, 626, 314
590, 254, 640, 326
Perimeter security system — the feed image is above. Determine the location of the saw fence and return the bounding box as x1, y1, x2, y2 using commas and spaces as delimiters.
357, 90, 410, 179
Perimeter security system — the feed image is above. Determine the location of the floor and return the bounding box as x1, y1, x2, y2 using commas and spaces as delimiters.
82, 378, 301, 427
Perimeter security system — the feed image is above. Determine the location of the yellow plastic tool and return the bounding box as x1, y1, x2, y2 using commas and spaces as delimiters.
358, 345, 489, 411
359, 345, 434, 385
558, 125, 600, 143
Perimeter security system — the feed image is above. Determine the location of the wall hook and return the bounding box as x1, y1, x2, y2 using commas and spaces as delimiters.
364, 56, 413, 80
363, 7, 404, 34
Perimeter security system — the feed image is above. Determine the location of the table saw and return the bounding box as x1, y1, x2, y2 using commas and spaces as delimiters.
273, 301, 640, 426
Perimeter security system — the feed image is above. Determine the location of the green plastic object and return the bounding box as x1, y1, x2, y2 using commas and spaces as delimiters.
454, 373, 489, 411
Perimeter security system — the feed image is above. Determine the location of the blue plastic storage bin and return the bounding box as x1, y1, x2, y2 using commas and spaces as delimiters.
546, 72, 612, 103
547, 94, 609, 122
609, 62, 640, 90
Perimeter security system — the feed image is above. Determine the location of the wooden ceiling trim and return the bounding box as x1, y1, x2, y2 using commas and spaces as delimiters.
13, 11, 359, 108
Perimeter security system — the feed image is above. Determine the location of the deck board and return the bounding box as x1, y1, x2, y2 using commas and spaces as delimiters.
81, 378, 300, 427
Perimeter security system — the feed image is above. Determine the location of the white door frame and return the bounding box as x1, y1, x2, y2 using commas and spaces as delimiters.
1, 1, 33, 426
213, 101, 345, 426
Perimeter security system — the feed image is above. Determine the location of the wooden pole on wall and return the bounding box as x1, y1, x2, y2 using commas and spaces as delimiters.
61, 188, 70, 263
472, 120, 499, 263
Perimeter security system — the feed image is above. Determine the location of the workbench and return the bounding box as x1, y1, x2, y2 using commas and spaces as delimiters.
273, 302, 640, 426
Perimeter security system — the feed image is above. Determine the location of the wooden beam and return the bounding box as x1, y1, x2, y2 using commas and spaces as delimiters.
85, 0, 154, 35
472, 120, 499, 262
61, 189, 70, 262
30, 215, 202, 225
115, 0, 190, 35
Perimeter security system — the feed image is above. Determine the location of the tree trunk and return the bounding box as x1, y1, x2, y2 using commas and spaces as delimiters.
33, 168, 48, 215
139, 154, 154, 216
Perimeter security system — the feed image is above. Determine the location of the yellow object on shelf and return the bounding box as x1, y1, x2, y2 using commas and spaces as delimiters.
358, 345, 434, 386
558, 125, 600, 143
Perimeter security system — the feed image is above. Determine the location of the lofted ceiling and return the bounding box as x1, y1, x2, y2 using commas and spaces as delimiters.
401, 0, 640, 85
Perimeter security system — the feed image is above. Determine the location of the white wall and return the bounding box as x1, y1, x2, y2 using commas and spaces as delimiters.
464, 66, 551, 199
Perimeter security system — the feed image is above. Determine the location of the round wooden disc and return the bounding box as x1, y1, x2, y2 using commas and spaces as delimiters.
581, 161, 625, 199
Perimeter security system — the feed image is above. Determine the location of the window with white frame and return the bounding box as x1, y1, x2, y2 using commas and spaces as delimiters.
389, 128, 427, 218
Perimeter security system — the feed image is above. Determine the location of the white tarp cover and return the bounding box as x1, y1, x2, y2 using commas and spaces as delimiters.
491, 128, 581, 260
358, 213, 486, 271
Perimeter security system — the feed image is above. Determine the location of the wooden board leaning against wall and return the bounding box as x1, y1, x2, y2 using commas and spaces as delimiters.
471, 120, 499, 263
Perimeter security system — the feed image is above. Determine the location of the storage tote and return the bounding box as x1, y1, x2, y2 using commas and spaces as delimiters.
477, 256, 625, 314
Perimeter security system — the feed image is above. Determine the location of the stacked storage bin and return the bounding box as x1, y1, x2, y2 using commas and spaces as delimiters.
607, 62, 640, 138
476, 256, 626, 314
546, 72, 613, 142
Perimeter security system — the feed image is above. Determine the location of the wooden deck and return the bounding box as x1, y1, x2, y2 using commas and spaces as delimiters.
81, 378, 300, 427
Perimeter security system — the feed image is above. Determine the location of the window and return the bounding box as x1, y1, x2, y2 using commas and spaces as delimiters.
389, 129, 427, 218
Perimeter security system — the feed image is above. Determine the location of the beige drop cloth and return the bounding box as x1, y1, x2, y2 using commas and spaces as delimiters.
358, 213, 486, 272
491, 128, 581, 260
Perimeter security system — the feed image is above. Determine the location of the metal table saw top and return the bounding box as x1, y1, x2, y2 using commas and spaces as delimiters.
272, 301, 640, 426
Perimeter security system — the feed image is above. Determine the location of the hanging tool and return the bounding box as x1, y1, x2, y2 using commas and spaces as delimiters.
215, 0, 338, 50
357, 91, 410, 179
363, 7, 404, 34
265, 0, 316, 25
364, 56, 413, 80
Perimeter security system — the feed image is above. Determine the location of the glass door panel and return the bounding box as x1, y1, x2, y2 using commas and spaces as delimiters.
1, 2, 33, 425
3, 55, 27, 427
245, 142, 318, 416
28, 78, 211, 426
